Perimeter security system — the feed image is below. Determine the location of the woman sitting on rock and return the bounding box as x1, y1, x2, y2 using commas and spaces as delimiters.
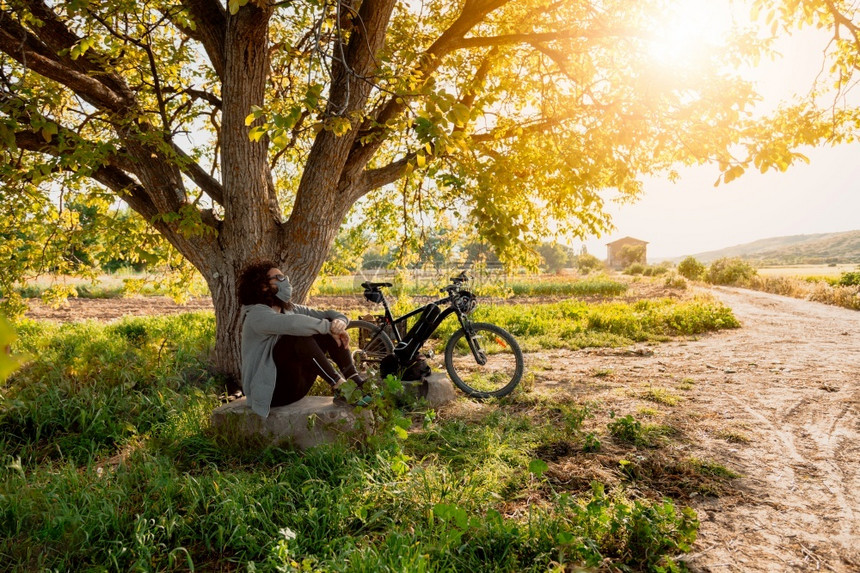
237, 260, 369, 417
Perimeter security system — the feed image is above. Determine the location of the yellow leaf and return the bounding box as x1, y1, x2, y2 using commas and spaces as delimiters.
248, 126, 267, 142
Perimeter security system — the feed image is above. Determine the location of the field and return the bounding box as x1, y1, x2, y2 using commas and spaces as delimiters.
754, 264, 857, 278
1, 275, 738, 571
3, 274, 858, 571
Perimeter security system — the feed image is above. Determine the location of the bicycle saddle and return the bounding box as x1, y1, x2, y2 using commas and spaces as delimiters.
361, 281, 393, 289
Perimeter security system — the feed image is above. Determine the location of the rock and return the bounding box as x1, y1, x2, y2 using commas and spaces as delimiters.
210, 375, 458, 450
210, 396, 370, 450
426, 372, 458, 405
400, 372, 458, 407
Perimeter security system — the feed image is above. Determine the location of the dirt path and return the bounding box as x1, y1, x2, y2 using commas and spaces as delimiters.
530, 287, 860, 572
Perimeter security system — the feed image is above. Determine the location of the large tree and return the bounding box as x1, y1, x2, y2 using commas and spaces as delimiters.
0, 0, 767, 382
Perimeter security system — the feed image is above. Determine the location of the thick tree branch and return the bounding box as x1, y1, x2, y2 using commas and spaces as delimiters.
8, 1, 136, 105
0, 12, 131, 112
175, 0, 227, 79
342, 0, 510, 178
824, 0, 860, 41
293, 0, 397, 227
354, 154, 414, 199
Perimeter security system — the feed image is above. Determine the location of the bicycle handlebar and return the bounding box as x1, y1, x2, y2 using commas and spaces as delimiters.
361, 281, 392, 289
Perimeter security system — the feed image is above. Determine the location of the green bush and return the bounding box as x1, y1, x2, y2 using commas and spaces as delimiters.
623, 262, 646, 275
677, 257, 705, 280
573, 253, 604, 274
705, 257, 757, 286
838, 270, 860, 287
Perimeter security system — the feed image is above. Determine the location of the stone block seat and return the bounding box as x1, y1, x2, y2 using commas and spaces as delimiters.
210, 372, 457, 450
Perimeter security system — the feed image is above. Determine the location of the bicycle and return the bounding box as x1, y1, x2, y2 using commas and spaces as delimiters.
346, 272, 525, 399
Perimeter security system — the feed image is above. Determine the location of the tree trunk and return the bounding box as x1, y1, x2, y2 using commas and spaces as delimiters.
208, 265, 242, 387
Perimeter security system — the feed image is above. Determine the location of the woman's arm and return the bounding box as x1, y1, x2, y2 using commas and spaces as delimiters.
292, 304, 349, 324
244, 305, 332, 337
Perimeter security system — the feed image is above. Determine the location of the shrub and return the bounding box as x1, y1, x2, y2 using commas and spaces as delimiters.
705, 257, 757, 286
677, 257, 705, 280
573, 253, 604, 274
642, 265, 669, 276
623, 262, 646, 275
838, 270, 860, 287
664, 273, 687, 289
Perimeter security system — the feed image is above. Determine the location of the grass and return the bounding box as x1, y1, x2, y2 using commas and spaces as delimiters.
745, 274, 860, 310
421, 296, 739, 353
313, 273, 629, 299
716, 429, 752, 444
16, 271, 211, 302
755, 264, 857, 278
0, 293, 744, 571
642, 388, 682, 406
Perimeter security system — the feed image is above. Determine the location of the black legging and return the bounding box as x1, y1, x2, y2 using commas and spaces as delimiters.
270, 333, 361, 407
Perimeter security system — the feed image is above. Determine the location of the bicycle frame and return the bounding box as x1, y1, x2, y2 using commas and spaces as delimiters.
375, 292, 464, 346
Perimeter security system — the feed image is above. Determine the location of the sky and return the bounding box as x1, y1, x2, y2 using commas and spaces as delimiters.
576, 2, 860, 261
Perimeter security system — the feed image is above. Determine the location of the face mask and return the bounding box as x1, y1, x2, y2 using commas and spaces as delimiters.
275, 276, 292, 303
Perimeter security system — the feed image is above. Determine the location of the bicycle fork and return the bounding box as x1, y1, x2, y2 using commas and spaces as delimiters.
458, 316, 488, 366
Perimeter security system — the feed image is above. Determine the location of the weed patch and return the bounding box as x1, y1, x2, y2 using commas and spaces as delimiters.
429, 297, 738, 352
642, 387, 682, 406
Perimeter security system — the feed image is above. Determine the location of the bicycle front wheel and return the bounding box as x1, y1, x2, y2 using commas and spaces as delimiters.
346, 320, 394, 380
444, 322, 524, 398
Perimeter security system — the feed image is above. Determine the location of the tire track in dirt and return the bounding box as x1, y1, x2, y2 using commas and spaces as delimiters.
530, 286, 859, 571
671, 287, 859, 572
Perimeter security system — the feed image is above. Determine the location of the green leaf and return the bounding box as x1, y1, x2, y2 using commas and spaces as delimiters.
245, 105, 263, 127
529, 459, 549, 477
40, 122, 58, 142
450, 103, 470, 126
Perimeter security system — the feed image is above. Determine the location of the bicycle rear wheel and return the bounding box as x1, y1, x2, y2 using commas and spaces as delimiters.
346, 320, 394, 380
444, 322, 524, 398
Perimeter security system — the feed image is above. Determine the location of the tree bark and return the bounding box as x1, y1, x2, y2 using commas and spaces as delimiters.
210, 2, 279, 386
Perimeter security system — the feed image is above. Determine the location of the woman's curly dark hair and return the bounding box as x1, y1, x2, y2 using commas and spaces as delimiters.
237, 259, 278, 307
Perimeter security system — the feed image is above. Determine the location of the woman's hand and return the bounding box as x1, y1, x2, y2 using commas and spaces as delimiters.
330, 318, 347, 335
332, 330, 350, 348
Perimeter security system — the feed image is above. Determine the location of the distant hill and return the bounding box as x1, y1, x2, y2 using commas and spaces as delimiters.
667, 230, 860, 264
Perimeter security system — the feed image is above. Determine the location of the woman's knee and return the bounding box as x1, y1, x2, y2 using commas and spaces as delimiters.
276, 334, 319, 352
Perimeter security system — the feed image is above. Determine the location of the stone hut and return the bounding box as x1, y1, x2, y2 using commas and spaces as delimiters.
606, 237, 648, 268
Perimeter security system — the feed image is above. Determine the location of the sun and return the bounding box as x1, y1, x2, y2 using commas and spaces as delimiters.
646, 0, 739, 69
